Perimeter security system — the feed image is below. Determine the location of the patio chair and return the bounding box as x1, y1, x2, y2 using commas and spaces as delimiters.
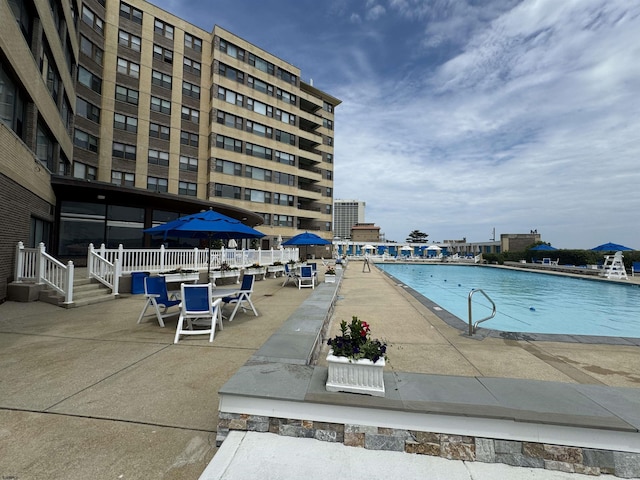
137, 276, 180, 327
174, 283, 223, 343
298, 265, 315, 290
282, 263, 297, 287
222, 274, 258, 321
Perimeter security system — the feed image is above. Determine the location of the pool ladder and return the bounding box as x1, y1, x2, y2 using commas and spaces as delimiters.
468, 288, 496, 335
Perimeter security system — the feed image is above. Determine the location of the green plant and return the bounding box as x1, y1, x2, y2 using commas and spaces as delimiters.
327, 316, 387, 363
325, 267, 336, 275
250, 262, 261, 268
273, 261, 283, 266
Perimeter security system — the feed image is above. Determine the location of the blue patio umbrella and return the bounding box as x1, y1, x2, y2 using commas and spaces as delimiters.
530, 244, 558, 251
281, 232, 331, 260
144, 208, 265, 276
591, 242, 633, 252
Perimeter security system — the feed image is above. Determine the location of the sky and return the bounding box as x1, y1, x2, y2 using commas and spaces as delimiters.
151, 0, 640, 249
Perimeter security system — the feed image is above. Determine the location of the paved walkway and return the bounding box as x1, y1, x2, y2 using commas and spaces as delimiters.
0, 263, 639, 479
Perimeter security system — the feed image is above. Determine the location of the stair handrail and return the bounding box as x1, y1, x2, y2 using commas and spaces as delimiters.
467, 288, 496, 335
15, 242, 74, 303
87, 244, 120, 295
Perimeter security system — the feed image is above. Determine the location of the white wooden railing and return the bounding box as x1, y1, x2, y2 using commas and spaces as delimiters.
15, 242, 300, 302
87, 244, 121, 294
14, 242, 75, 304
89, 244, 299, 275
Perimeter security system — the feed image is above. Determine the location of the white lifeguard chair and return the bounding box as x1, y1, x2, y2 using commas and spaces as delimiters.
599, 251, 628, 280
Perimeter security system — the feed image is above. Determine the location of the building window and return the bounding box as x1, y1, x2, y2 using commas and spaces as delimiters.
326, 153, 333, 163
248, 53, 274, 75
76, 97, 100, 123
148, 149, 169, 166
111, 170, 135, 186
323, 118, 334, 130
323, 101, 334, 113
180, 131, 198, 147
217, 111, 243, 130
219, 39, 244, 61
153, 44, 174, 64
215, 184, 241, 199
245, 189, 271, 203
151, 96, 171, 114
115, 85, 139, 105
219, 63, 244, 83
216, 135, 242, 152
245, 166, 272, 182
184, 33, 202, 52
327, 137, 333, 146
119, 2, 143, 24
276, 109, 295, 125
147, 176, 168, 193
182, 81, 200, 99
73, 128, 99, 153
179, 155, 198, 172
149, 122, 170, 140
181, 106, 199, 124
273, 193, 294, 206
275, 130, 295, 145
78, 66, 102, 93
246, 120, 271, 138
154, 19, 174, 40
248, 76, 273, 96
247, 98, 272, 117
152, 70, 172, 89
112, 141, 136, 160
80, 35, 103, 65
178, 181, 197, 196
36, 124, 55, 171
246, 143, 272, 160
273, 215, 293, 227
215, 159, 241, 176
81, 5, 103, 34
73, 162, 97, 180
217, 86, 243, 106
113, 113, 138, 133
274, 172, 295, 186
0, 64, 26, 138
118, 30, 141, 52
277, 68, 297, 85
117, 58, 139, 78
275, 151, 295, 166
183, 57, 201, 76
277, 88, 296, 105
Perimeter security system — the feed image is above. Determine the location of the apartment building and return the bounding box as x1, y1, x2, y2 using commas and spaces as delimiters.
333, 199, 365, 240
1, 0, 339, 300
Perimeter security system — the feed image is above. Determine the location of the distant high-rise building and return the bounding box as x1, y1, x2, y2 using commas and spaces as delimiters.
333, 200, 365, 239
0, 0, 339, 301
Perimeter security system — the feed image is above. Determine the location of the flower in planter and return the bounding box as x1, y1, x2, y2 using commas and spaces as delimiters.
250, 263, 261, 268
325, 267, 336, 275
160, 266, 198, 274
327, 316, 387, 363
215, 262, 237, 271
273, 261, 283, 266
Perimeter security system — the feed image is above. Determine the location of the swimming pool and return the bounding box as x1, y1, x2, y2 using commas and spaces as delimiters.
376, 264, 640, 338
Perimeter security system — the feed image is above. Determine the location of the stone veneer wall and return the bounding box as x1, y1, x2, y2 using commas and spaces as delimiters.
218, 414, 640, 478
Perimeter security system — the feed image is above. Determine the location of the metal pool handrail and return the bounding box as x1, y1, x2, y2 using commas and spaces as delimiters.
468, 288, 496, 335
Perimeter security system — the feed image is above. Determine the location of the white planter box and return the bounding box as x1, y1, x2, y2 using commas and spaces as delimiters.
159, 272, 200, 284
244, 267, 266, 280
325, 274, 336, 283
326, 351, 385, 397
267, 265, 285, 277
210, 270, 241, 285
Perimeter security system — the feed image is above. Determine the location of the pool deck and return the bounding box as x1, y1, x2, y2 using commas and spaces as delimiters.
1, 263, 639, 479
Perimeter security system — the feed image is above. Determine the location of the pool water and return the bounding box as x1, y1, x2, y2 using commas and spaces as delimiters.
377, 264, 640, 337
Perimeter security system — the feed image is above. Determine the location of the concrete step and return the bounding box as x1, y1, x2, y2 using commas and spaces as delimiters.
39, 278, 116, 308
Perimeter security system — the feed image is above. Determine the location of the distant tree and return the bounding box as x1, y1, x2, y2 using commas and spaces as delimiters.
406, 230, 429, 243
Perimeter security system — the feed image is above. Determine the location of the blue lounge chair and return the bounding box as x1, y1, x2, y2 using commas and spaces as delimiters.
174, 283, 223, 343
137, 276, 180, 327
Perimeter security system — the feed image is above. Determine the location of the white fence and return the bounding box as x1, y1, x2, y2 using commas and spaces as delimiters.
90, 244, 299, 275
14, 242, 75, 304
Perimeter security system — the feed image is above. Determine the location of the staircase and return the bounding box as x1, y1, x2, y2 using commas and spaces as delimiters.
39, 273, 117, 308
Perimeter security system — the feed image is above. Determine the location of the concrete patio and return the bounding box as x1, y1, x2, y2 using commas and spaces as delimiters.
0, 263, 639, 479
